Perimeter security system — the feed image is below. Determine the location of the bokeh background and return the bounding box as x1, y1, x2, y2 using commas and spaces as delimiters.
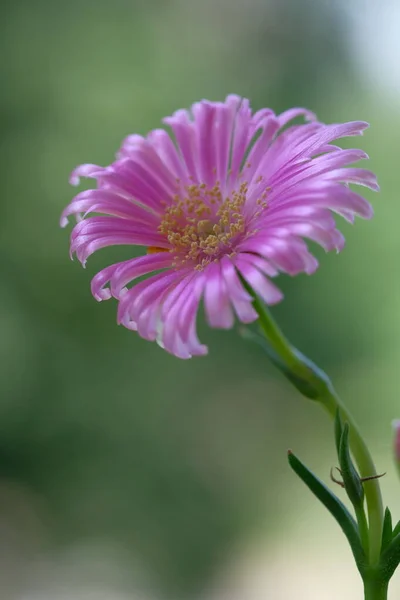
1, 0, 400, 598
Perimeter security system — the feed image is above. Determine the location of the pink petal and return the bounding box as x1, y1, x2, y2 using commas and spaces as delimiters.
61, 190, 160, 228
216, 97, 241, 186
237, 253, 278, 277
245, 117, 280, 182
239, 237, 313, 276
276, 107, 317, 128
325, 168, 380, 191
70, 217, 166, 246
163, 110, 200, 182
235, 258, 283, 305
69, 164, 105, 186
146, 128, 189, 183
174, 274, 208, 357
110, 253, 173, 298
117, 270, 181, 330
161, 275, 200, 358
220, 256, 258, 323
191, 101, 218, 187
204, 262, 235, 329
228, 98, 252, 185
91, 263, 125, 301
118, 137, 179, 195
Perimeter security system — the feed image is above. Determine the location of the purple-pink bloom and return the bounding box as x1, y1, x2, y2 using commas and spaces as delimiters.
61, 95, 378, 358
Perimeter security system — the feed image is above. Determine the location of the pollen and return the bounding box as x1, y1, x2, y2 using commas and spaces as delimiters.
158, 181, 252, 269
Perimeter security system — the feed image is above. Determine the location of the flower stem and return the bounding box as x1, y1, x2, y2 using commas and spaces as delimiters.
355, 503, 370, 560
364, 577, 388, 600
253, 297, 384, 565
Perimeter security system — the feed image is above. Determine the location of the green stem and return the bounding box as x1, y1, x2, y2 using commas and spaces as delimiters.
355, 504, 370, 560
364, 577, 388, 600
253, 297, 384, 565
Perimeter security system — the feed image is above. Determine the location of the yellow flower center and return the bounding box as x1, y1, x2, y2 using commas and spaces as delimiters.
157, 181, 255, 270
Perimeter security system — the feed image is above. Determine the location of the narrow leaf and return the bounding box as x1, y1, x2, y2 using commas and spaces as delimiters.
393, 520, 400, 539
381, 507, 393, 553
339, 423, 365, 508
288, 450, 365, 571
334, 410, 343, 458
380, 531, 400, 581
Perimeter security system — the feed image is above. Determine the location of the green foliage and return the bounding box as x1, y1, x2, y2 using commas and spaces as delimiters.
288, 450, 366, 572
338, 423, 365, 508
381, 508, 393, 553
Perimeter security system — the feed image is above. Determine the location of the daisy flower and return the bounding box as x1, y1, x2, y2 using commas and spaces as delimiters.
61, 95, 378, 358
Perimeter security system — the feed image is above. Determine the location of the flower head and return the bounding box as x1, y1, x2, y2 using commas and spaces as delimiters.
61, 95, 378, 358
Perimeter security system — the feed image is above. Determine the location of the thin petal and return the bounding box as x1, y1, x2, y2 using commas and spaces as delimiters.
228, 98, 252, 185
163, 110, 200, 182
235, 258, 283, 305
178, 273, 206, 341
216, 97, 241, 187
69, 164, 105, 186
246, 117, 280, 182
110, 253, 173, 297
220, 256, 258, 323
117, 270, 181, 330
118, 136, 179, 195
146, 128, 189, 182
277, 107, 317, 128
191, 101, 218, 187
204, 262, 235, 328
91, 263, 125, 301
61, 190, 160, 228
326, 168, 380, 191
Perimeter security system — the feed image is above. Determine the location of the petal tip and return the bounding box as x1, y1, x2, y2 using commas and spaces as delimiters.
69, 173, 80, 186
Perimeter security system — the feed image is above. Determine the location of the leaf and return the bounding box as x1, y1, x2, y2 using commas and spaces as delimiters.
381, 507, 393, 553
334, 410, 343, 458
380, 530, 400, 581
392, 520, 400, 539
339, 423, 364, 508
380, 519, 400, 582
288, 450, 366, 572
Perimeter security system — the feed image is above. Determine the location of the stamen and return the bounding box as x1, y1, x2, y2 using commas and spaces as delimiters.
158, 181, 266, 269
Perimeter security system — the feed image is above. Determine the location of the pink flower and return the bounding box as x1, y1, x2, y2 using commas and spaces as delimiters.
61, 95, 378, 358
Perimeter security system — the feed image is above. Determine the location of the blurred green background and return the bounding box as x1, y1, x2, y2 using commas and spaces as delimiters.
1, 0, 400, 598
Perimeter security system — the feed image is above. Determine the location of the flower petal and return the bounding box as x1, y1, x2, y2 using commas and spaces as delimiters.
204, 262, 235, 329
110, 253, 173, 298
220, 256, 258, 323
69, 164, 105, 186
163, 109, 200, 182
235, 257, 283, 305
61, 190, 160, 228
276, 107, 317, 128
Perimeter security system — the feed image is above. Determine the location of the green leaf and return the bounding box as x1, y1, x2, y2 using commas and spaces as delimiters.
381, 507, 393, 553
380, 530, 400, 581
334, 410, 343, 458
288, 450, 366, 572
339, 423, 365, 508
392, 520, 400, 539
